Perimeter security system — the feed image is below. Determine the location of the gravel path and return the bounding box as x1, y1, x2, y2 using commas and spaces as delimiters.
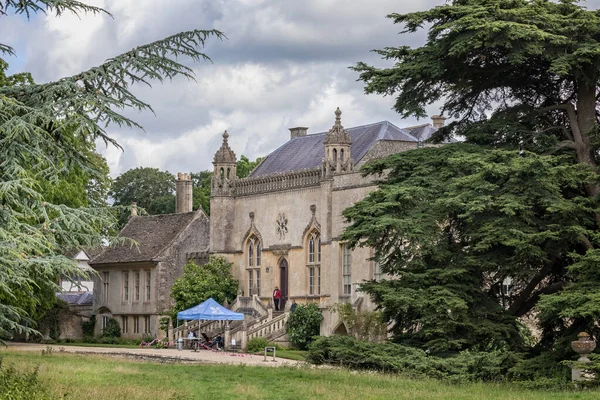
6, 342, 302, 367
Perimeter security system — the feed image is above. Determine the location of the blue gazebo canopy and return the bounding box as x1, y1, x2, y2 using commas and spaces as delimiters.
177, 298, 244, 321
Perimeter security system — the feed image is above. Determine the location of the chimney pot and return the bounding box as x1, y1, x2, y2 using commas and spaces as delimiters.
289, 127, 309, 139
130, 202, 138, 217
431, 115, 447, 129
176, 172, 193, 213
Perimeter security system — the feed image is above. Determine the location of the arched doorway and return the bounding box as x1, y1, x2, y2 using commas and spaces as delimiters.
96, 307, 112, 335
279, 258, 288, 311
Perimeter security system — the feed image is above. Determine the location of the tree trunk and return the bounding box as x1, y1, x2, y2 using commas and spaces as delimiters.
575, 71, 599, 197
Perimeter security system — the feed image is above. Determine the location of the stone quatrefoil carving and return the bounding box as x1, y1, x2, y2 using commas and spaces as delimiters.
276, 213, 288, 240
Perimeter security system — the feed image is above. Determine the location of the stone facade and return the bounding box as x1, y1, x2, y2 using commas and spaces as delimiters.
209, 109, 442, 335
90, 206, 210, 339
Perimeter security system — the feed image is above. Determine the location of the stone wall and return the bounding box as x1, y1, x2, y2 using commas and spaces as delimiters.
211, 167, 385, 335
157, 210, 210, 314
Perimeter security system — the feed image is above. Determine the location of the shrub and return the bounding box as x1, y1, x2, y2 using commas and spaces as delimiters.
81, 315, 96, 339
286, 303, 323, 350
306, 336, 519, 383
246, 337, 280, 353
246, 337, 269, 353
102, 318, 121, 339
0, 356, 55, 399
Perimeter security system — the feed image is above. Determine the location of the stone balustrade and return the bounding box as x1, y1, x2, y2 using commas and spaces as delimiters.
235, 168, 322, 196
247, 312, 288, 340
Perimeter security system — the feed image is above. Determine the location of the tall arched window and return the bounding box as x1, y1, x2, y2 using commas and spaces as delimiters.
247, 235, 262, 296
256, 242, 262, 266
248, 241, 254, 267
333, 149, 337, 163
307, 231, 321, 295
340, 149, 345, 161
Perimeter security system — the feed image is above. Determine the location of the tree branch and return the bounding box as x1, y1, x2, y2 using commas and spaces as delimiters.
511, 282, 565, 318
538, 103, 583, 144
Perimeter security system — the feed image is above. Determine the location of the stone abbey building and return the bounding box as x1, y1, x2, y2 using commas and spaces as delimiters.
90, 108, 443, 338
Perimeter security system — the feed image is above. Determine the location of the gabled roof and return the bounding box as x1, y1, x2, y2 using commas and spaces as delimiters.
250, 121, 436, 177
90, 211, 198, 265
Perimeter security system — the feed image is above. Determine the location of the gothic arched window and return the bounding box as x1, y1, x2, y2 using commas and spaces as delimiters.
306, 231, 321, 295
340, 149, 344, 161
256, 242, 262, 266
248, 241, 254, 267
333, 149, 337, 163
247, 235, 262, 296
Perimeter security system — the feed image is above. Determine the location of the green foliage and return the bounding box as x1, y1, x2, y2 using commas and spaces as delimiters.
286, 303, 323, 350
307, 336, 520, 383
39, 300, 69, 341
81, 315, 96, 339
0, 356, 55, 400
110, 167, 175, 211
236, 155, 263, 179
102, 318, 121, 339
0, 1, 222, 340
191, 171, 212, 215
246, 337, 269, 353
331, 302, 386, 341
159, 317, 171, 338
353, 0, 600, 168
343, 144, 597, 353
170, 256, 238, 317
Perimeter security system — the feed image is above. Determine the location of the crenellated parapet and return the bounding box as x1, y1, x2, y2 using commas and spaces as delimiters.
235, 167, 322, 196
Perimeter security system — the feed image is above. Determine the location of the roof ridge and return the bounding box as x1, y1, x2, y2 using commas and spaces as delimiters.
403, 122, 430, 130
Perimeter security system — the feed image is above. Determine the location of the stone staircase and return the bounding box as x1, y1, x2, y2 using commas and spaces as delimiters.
172, 295, 290, 349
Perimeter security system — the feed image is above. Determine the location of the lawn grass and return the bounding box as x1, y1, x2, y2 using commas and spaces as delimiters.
2, 349, 599, 400
49, 342, 141, 349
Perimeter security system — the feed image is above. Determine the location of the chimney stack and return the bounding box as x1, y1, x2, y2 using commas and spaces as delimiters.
130, 202, 138, 217
176, 172, 193, 213
431, 115, 447, 129
289, 127, 309, 140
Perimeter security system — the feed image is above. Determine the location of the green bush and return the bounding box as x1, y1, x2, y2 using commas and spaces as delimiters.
246, 337, 269, 353
286, 303, 323, 350
245, 337, 280, 354
81, 315, 96, 339
306, 336, 519, 383
102, 318, 121, 339
0, 356, 55, 400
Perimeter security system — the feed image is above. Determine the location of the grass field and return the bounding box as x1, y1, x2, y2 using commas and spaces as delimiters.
2, 350, 599, 400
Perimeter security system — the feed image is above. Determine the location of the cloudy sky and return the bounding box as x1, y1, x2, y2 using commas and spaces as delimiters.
1, 0, 489, 175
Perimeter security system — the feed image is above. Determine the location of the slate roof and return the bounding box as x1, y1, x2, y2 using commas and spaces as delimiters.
90, 211, 197, 265
57, 292, 93, 306
250, 121, 437, 177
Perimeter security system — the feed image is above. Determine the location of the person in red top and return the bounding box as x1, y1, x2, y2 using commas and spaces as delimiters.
273, 286, 282, 311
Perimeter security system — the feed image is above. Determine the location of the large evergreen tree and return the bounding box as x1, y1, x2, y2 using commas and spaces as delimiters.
0, 0, 223, 340
350, 0, 600, 354
343, 145, 597, 353
353, 0, 600, 177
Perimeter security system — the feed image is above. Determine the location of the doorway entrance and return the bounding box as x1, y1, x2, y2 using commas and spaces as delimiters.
279, 258, 288, 311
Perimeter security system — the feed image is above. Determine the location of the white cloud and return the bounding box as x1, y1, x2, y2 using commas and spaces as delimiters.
3, 0, 448, 177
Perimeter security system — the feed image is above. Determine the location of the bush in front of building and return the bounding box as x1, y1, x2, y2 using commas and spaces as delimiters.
102, 318, 121, 339
306, 335, 522, 383
81, 315, 96, 340
286, 303, 323, 350
246, 337, 280, 354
